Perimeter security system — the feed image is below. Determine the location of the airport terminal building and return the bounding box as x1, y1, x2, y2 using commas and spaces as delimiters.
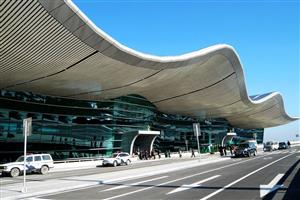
0, 0, 297, 162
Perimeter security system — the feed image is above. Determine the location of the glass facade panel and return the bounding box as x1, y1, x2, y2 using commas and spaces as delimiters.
0, 90, 263, 163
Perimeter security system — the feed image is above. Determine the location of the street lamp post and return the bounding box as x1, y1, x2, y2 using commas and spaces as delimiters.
22, 117, 32, 193
193, 123, 201, 160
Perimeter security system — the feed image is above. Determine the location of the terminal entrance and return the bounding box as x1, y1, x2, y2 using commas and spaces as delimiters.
121, 130, 160, 155
221, 132, 237, 146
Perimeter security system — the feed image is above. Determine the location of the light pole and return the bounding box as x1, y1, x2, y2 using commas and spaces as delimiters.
22, 117, 32, 193
193, 123, 201, 160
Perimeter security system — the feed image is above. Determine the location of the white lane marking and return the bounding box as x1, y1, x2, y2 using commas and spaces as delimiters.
0, 179, 14, 183
260, 174, 284, 198
263, 157, 272, 160
167, 175, 220, 195
102, 155, 269, 200
101, 176, 168, 192
199, 153, 294, 200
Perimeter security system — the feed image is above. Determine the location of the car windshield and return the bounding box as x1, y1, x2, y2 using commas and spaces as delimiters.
239, 144, 249, 148
110, 153, 118, 158
279, 142, 285, 145
16, 156, 24, 162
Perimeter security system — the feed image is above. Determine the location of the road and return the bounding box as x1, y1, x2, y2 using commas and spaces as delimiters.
1, 147, 300, 200
0, 157, 199, 186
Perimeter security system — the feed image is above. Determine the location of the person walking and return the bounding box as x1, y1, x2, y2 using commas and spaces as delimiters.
218, 145, 223, 156
191, 149, 195, 158
230, 145, 233, 156
223, 146, 227, 156
151, 150, 155, 159
178, 149, 182, 158
157, 150, 161, 159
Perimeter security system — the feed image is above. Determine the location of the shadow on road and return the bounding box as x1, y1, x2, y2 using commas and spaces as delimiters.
283, 167, 300, 199
263, 159, 300, 200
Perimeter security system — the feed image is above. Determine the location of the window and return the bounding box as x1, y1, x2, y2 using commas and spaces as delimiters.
42, 155, 51, 160
34, 156, 41, 161
26, 157, 33, 162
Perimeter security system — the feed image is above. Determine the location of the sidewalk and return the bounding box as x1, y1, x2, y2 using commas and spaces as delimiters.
0, 153, 230, 200
52, 151, 218, 173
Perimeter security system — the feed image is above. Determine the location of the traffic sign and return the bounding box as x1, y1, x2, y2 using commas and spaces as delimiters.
22, 117, 32, 193
193, 123, 201, 137
23, 117, 32, 136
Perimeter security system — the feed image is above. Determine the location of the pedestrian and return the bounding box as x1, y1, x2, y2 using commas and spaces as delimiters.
157, 150, 161, 159
191, 149, 195, 158
287, 141, 291, 148
223, 146, 227, 156
218, 145, 223, 156
151, 150, 155, 159
178, 149, 182, 158
230, 145, 233, 156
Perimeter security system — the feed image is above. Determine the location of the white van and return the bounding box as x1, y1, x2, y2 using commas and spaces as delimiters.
272, 141, 279, 150
0, 154, 54, 177
264, 141, 279, 151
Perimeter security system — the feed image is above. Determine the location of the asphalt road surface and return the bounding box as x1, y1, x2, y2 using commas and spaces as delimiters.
0, 157, 198, 186
27, 147, 300, 200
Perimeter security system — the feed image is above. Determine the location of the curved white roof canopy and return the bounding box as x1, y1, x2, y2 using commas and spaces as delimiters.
0, 0, 298, 128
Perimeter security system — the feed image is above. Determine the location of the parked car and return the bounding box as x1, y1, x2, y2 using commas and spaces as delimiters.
264, 141, 279, 151
0, 154, 54, 177
278, 142, 288, 149
235, 142, 257, 157
102, 152, 131, 167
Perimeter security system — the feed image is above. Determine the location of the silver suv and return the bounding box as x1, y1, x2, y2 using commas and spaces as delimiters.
102, 152, 131, 167
0, 154, 54, 177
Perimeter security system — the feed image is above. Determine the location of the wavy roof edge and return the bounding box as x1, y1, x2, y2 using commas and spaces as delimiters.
33, 0, 299, 127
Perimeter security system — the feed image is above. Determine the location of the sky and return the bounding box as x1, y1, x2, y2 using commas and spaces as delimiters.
73, 0, 299, 142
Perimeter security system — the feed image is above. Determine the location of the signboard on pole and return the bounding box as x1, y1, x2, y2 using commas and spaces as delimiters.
193, 123, 201, 158
23, 117, 32, 136
193, 123, 201, 137
22, 117, 32, 193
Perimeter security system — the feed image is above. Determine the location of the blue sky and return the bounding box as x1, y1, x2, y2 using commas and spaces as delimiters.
73, 0, 299, 142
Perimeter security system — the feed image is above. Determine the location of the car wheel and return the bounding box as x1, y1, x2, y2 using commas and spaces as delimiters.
40, 165, 49, 175
113, 161, 118, 167
10, 168, 20, 177
126, 159, 131, 165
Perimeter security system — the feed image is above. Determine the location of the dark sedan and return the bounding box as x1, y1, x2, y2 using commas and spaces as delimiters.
278, 142, 288, 149
235, 142, 257, 157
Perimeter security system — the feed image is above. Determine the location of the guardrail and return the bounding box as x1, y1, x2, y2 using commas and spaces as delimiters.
53, 157, 103, 164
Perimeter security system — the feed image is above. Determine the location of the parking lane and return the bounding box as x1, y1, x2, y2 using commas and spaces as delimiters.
41, 151, 282, 200
5, 147, 298, 200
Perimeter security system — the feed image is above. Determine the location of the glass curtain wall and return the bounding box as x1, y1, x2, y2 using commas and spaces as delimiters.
0, 89, 263, 162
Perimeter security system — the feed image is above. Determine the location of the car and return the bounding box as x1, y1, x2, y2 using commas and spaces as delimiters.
278, 142, 288, 149
235, 142, 257, 157
102, 152, 131, 167
264, 141, 279, 151
0, 154, 54, 177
